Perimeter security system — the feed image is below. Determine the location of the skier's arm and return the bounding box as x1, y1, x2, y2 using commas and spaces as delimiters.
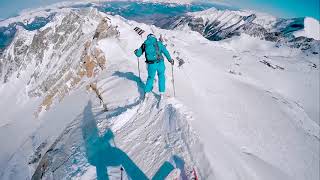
134, 43, 145, 57
159, 42, 172, 62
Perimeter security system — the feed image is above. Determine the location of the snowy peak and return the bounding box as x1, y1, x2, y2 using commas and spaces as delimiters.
2, 1, 317, 55
294, 17, 320, 40
157, 7, 319, 54
0, 8, 120, 116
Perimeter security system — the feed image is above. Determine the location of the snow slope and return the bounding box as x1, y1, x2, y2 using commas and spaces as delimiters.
294, 17, 320, 40
0, 5, 319, 180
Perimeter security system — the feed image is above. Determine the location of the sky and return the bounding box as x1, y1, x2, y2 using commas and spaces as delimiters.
0, 0, 319, 20
219, 0, 320, 20
0, 0, 65, 19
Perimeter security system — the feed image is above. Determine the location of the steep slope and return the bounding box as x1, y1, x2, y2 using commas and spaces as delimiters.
0, 5, 319, 180
0, 7, 210, 179
0, 7, 116, 178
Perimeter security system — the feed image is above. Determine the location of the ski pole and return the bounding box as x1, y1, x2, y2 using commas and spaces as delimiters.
171, 63, 176, 97
120, 167, 124, 180
137, 57, 141, 81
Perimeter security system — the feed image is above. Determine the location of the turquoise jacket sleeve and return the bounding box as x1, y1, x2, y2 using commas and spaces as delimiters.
134, 44, 144, 57
159, 42, 172, 61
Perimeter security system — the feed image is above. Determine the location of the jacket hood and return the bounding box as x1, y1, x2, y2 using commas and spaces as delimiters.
145, 35, 157, 44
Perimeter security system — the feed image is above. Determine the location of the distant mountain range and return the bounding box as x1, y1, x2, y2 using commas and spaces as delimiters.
1, 1, 319, 56
156, 8, 319, 54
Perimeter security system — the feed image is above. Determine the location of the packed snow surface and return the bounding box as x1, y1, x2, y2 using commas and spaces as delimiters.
0, 5, 319, 180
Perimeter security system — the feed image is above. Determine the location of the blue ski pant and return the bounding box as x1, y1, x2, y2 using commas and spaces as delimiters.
145, 60, 166, 93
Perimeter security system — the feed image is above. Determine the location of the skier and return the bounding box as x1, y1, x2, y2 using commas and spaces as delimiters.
134, 34, 174, 98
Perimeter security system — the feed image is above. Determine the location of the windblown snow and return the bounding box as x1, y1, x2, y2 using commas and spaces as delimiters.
0, 4, 319, 180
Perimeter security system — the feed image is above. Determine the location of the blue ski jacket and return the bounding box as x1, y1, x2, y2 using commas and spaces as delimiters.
134, 34, 172, 62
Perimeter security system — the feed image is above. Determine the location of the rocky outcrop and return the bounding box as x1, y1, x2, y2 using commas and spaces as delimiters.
81, 41, 107, 78
36, 12, 122, 115
94, 17, 120, 40
0, 8, 121, 116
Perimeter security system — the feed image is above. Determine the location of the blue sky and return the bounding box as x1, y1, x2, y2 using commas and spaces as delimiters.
0, 0, 319, 20
0, 0, 64, 19
220, 0, 320, 20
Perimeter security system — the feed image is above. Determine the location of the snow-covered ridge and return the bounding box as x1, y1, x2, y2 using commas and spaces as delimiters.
0, 0, 215, 54
0, 8, 213, 179
294, 17, 320, 40
30, 96, 211, 179
187, 7, 277, 29
0, 7, 114, 114
158, 7, 320, 54
0, 5, 70, 27
0, 0, 193, 26
0, 3, 319, 180
2, 0, 317, 55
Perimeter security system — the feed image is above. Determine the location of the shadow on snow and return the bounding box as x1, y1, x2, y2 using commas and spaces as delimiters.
111, 71, 162, 106
102, 71, 145, 119
81, 101, 175, 180
112, 71, 145, 97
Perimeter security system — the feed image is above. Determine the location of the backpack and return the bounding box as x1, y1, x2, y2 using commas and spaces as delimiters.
141, 38, 163, 63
